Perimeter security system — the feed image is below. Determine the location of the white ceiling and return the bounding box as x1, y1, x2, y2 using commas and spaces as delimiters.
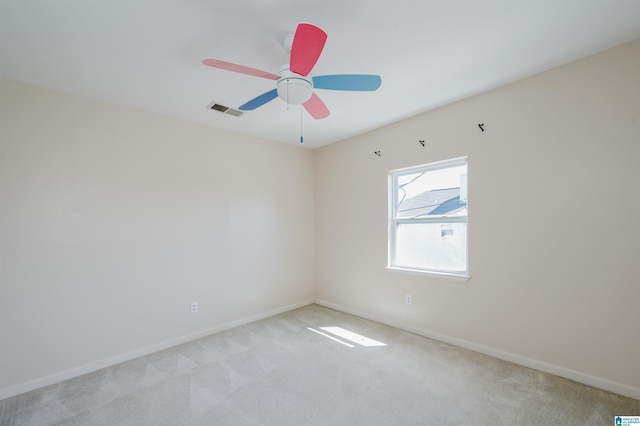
2, 1, 640, 149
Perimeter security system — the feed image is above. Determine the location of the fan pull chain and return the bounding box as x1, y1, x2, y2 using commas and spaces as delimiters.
300, 106, 304, 143
286, 80, 290, 111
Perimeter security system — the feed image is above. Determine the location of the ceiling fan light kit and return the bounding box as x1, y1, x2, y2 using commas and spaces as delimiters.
202, 22, 382, 123
276, 65, 313, 105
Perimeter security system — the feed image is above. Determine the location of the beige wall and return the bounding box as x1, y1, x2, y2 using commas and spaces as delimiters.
315, 39, 640, 398
0, 79, 315, 397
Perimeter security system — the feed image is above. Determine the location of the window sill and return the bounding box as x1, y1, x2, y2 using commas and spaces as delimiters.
386, 266, 470, 282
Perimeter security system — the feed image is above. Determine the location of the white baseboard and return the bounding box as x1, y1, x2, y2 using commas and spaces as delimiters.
0, 299, 314, 401
313, 298, 640, 401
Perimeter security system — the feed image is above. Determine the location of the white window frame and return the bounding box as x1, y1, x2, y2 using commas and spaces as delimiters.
387, 157, 469, 280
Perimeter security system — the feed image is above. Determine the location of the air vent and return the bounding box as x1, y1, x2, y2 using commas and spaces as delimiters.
207, 102, 243, 117
210, 103, 228, 112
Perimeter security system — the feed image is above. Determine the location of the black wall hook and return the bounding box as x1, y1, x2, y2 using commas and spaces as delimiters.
374, 150, 381, 157
419, 140, 425, 147
478, 123, 485, 132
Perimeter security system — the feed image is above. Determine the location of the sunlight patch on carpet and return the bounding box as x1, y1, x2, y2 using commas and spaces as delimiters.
307, 328, 355, 347
308, 326, 387, 347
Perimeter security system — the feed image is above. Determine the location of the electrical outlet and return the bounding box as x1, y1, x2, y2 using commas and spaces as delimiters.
190, 302, 198, 313
405, 294, 412, 305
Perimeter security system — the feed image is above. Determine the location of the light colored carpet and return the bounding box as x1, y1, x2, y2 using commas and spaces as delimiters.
1, 304, 638, 425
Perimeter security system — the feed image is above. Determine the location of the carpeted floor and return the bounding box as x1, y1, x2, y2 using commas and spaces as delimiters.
1, 304, 638, 425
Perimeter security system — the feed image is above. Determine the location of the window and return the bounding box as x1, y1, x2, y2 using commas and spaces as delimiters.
388, 157, 468, 277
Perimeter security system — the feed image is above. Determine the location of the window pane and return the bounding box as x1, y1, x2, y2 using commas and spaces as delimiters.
394, 222, 467, 272
396, 165, 467, 219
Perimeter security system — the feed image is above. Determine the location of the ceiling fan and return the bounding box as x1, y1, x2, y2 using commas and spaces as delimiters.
202, 23, 382, 120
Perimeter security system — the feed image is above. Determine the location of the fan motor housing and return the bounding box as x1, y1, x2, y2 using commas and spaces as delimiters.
276, 65, 313, 105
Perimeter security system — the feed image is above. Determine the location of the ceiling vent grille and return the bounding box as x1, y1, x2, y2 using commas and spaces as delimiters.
207, 102, 243, 117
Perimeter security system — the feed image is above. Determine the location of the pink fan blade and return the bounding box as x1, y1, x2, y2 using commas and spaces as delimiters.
290, 23, 327, 76
303, 93, 330, 120
202, 58, 279, 80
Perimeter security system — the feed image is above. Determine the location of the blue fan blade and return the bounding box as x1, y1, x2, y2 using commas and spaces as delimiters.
239, 89, 278, 110
313, 75, 381, 91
